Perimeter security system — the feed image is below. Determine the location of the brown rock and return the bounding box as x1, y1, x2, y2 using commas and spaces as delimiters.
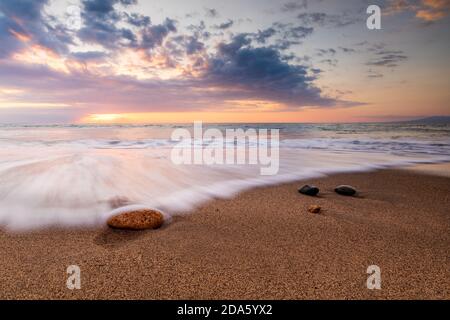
308, 205, 321, 214
107, 209, 164, 230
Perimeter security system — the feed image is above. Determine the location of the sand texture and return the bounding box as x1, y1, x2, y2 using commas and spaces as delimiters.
0, 169, 449, 299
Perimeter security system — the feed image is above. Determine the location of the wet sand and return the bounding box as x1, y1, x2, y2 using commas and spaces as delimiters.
0, 168, 449, 299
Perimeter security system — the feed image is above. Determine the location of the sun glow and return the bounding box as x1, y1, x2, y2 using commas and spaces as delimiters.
12, 45, 77, 73
83, 114, 126, 123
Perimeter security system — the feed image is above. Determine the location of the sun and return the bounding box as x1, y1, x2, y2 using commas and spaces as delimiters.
82, 114, 125, 123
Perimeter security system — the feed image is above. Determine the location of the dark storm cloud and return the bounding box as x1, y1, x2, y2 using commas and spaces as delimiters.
0, 0, 71, 58
202, 34, 337, 107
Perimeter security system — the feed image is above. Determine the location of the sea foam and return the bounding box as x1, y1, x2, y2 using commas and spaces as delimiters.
0, 123, 449, 230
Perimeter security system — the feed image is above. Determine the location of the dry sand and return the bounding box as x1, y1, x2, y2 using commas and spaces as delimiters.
0, 168, 449, 299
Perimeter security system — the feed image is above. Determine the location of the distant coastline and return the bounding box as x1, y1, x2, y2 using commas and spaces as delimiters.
401, 116, 450, 124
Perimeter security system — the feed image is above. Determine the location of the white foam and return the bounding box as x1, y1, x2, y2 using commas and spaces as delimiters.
0, 124, 449, 231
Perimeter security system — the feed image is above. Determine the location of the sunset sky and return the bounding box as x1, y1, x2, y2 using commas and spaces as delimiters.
0, 0, 449, 124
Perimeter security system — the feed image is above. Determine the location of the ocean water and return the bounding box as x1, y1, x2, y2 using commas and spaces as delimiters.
0, 123, 449, 230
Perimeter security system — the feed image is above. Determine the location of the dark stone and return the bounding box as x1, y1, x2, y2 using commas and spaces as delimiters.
334, 185, 356, 196
298, 184, 319, 196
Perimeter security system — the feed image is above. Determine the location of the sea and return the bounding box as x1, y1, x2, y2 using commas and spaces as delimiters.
0, 122, 449, 230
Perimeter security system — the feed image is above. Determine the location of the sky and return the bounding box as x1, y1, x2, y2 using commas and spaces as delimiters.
0, 0, 449, 124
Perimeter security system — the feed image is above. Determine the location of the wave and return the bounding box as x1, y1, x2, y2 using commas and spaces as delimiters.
0, 123, 449, 230
1, 137, 449, 157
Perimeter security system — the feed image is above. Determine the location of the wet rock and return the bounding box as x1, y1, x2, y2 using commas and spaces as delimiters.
298, 185, 319, 196
334, 185, 356, 196
107, 209, 164, 230
308, 205, 321, 214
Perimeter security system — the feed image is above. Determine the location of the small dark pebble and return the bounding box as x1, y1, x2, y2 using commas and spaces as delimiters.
298, 184, 319, 196
334, 185, 357, 196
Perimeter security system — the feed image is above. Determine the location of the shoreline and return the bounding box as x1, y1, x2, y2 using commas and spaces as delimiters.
0, 166, 449, 299
400, 162, 450, 177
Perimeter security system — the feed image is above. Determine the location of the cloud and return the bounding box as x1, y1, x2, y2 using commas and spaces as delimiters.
366, 50, 408, 67
316, 48, 336, 56
78, 0, 178, 52
281, 0, 308, 12
320, 59, 338, 67
255, 27, 277, 44
70, 51, 109, 62
259, 23, 313, 49
384, 0, 418, 15
140, 18, 177, 50
423, 0, 450, 9
286, 25, 314, 39
78, 0, 139, 49
385, 0, 450, 22
297, 12, 359, 27
419, 0, 450, 22
205, 8, 219, 18
168, 34, 205, 56
214, 19, 234, 30
0, 61, 210, 115
355, 42, 408, 77
415, 8, 447, 20
0, 32, 352, 120
0, 0, 72, 58
0, 0, 363, 122
339, 47, 356, 53
367, 69, 384, 78
201, 34, 338, 107
187, 20, 210, 40
124, 12, 151, 27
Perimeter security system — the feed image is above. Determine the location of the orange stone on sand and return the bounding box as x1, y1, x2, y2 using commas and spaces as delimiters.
107, 208, 164, 230
308, 205, 321, 214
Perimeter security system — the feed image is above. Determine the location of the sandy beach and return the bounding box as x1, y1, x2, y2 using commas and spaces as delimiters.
0, 167, 449, 300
